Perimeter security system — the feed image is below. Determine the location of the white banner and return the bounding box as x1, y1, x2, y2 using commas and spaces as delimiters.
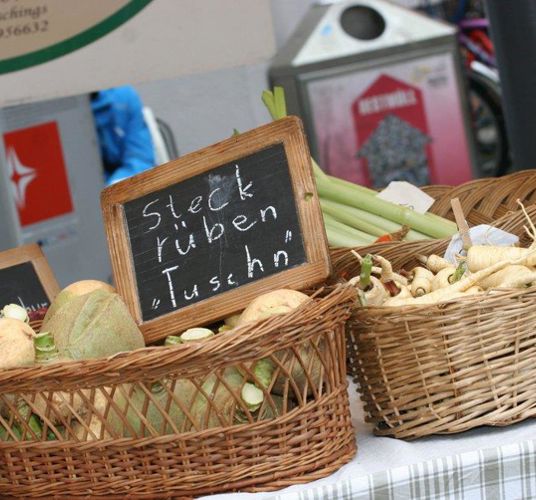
0, 0, 275, 106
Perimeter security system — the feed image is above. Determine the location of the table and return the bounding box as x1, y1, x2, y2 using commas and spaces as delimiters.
201, 380, 536, 499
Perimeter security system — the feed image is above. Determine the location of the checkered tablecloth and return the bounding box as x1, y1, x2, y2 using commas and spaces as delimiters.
201, 381, 536, 500
268, 440, 536, 500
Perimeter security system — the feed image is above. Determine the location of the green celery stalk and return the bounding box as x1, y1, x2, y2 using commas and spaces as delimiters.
325, 225, 368, 248
323, 213, 375, 243
320, 198, 430, 241
316, 174, 456, 239
327, 175, 457, 232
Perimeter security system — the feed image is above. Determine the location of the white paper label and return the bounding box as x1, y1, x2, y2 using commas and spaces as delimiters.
377, 181, 435, 214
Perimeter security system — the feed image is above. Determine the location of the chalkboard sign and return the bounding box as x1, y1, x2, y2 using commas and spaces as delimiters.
101, 117, 330, 342
0, 244, 60, 313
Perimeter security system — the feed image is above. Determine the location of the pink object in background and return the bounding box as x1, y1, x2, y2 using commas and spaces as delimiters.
307, 53, 473, 187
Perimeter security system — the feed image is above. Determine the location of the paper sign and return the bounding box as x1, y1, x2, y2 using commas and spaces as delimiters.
377, 181, 435, 214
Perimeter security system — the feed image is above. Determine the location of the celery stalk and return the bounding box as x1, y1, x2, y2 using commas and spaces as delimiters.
316, 174, 456, 239
321, 199, 430, 241
327, 175, 457, 232
325, 226, 368, 248
324, 217, 373, 247
323, 213, 375, 243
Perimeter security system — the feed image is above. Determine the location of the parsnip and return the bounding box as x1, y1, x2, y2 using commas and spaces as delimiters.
349, 275, 389, 306
431, 267, 456, 291
466, 246, 536, 272
351, 251, 407, 286
417, 254, 452, 273
410, 267, 434, 296
384, 257, 521, 306
396, 286, 413, 299
373, 254, 408, 287
497, 272, 536, 289
478, 265, 532, 289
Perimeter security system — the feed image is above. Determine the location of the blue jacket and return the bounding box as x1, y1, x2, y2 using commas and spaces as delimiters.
91, 86, 155, 185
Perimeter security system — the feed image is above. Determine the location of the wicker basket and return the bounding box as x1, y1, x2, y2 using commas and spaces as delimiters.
422, 169, 536, 226
0, 285, 356, 498
332, 206, 536, 440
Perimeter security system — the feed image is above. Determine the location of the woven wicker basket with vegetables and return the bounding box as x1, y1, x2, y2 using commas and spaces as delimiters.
332, 204, 536, 439
0, 279, 355, 498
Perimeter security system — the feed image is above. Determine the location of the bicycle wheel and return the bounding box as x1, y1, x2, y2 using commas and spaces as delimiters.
466, 69, 510, 177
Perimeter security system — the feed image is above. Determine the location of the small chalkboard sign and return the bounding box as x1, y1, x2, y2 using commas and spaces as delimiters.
101, 117, 330, 343
0, 244, 60, 313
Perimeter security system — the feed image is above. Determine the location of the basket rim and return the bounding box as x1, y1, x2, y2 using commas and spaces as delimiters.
0, 284, 355, 392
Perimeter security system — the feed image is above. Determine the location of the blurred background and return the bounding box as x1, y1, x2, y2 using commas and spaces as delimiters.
0, 0, 521, 284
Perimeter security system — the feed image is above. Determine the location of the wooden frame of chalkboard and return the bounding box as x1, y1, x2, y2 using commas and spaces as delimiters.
101, 117, 331, 343
0, 243, 60, 312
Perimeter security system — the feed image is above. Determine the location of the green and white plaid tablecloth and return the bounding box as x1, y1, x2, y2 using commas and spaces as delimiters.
268, 439, 536, 500
202, 382, 536, 500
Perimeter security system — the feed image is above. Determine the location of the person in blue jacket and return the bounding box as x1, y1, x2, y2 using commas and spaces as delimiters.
91, 86, 155, 185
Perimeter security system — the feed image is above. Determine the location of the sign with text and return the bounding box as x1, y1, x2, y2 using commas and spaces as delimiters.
101, 117, 330, 342
0, 0, 274, 107
0, 0, 137, 70
0, 243, 60, 312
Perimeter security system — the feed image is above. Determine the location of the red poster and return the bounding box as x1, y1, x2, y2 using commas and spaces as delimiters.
353, 74, 435, 188
3, 121, 74, 227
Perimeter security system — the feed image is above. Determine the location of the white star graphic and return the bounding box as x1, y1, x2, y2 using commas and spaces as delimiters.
6, 147, 37, 210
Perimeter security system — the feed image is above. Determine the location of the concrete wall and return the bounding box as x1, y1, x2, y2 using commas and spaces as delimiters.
135, 0, 316, 158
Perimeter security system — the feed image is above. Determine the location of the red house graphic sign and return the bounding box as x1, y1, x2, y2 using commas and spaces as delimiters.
352, 74, 435, 188
3, 121, 74, 227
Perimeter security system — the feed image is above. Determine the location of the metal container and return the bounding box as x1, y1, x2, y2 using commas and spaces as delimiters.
269, 0, 477, 187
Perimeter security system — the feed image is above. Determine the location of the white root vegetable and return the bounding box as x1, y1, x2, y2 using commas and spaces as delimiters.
224, 314, 241, 328
0, 318, 35, 369
241, 383, 264, 412
466, 246, 536, 272
1, 304, 29, 323
384, 257, 523, 306
478, 265, 532, 289
0, 318, 36, 418
497, 272, 536, 289
382, 286, 412, 306
349, 275, 389, 306
417, 254, 452, 273
351, 251, 407, 286
431, 267, 456, 291
396, 286, 413, 300
237, 289, 310, 325
410, 267, 434, 297
373, 254, 408, 286
180, 328, 214, 342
